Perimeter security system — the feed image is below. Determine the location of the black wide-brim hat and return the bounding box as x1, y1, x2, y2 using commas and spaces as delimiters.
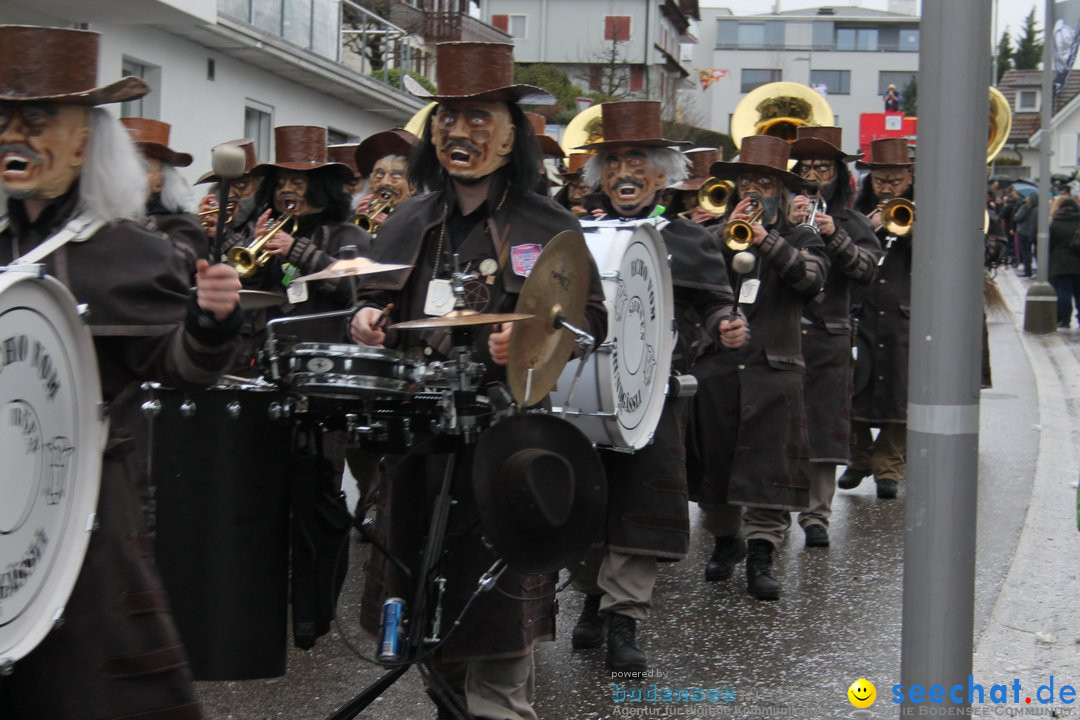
251, 125, 354, 181
788, 126, 860, 163
573, 101, 692, 151
120, 117, 193, 167
354, 129, 418, 177
473, 414, 606, 574
404, 42, 555, 105
855, 137, 913, 170
709, 135, 807, 191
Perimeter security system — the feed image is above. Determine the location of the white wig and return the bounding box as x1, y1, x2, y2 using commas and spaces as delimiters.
158, 163, 198, 214
581, 147, 690, 192
80, 108, 149, 223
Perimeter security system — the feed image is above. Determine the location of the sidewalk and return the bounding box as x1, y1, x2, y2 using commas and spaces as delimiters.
972, 270, 1080, 696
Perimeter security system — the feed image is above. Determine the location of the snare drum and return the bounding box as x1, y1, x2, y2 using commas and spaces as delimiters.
550, 220, 675, 450
149, 381, 292, 680
281, 342, 424, 399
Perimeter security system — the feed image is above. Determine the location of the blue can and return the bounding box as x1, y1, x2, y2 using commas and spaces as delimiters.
378, 597, 405, 663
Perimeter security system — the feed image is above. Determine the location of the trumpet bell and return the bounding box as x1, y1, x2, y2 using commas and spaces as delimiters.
880, 198, 915, 236
730, 82, 835, 150
698, 178, 734, 215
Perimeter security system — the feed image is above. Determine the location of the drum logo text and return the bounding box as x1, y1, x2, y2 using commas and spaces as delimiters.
0, 333, 62, 400
630, 259, 656, 322
0, 528, 48, 605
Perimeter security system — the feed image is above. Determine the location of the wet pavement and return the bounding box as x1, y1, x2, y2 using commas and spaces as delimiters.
194, 269, 1077, 720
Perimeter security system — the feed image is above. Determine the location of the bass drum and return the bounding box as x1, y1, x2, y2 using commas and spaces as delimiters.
150, 381, 292, 680
0, 272, 107, 667
550, 220, 675, 450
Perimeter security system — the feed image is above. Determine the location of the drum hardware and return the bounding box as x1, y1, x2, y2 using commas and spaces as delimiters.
388, 309, 534, 331
208, 143, 248, 263
667, 373, 698, 398
729, 250, 757, 318
291, 258, 413, 285
225, 201, 298, 278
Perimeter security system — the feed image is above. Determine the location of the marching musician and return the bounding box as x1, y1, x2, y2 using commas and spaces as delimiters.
688, 135, 828, 600
352, 128, 418, 233
121, 117, 206, 268
553, 152, 593, 216
195, 138, 263, 242
566, 102, 747, 673
0, 25, 241, 719
328, 141, 364, 212
840, 137, 915, 500
349, 41, 606, 720
788, 127, 882, 547
525, 111, 564, 195
663, 146, 724, 227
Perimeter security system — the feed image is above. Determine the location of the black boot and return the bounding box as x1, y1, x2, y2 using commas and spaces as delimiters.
837, 467, 870, 490
803, 523, 829, 548
876, 478, 898, 499
746, 539, 781, 601
606, 613, 647, 672
704, 536, 747, 582
571, 594, 604, 650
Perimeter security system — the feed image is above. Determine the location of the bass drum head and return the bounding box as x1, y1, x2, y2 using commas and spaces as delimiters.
0, 273, 106, 666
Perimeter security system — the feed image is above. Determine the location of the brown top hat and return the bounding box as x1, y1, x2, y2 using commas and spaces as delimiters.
120, 118, 193, 167
709, 135, 806, 190
0, 25, 148, 106
675, 147, 720, 191
789, 126, 860, 162
574, 101, 692, 151
855, 137, 913, 169
327, 143, 360, 178
354, 129, 418, 177
195, 139, 258, 185
403, 42, 555, 105
472, 413, 606, 574
252, 125, 352, 179
525, 112, 564, 158
559, 152, 593, 178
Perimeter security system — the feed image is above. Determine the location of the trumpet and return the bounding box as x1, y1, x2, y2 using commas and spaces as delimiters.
197, 200, 237, 230
678, 178, 734, 219
353, 194, 394, 234
720, 201, 765, 252
877, 197, 915, 236
796, 195, 827, 232
226, 203, 298, 278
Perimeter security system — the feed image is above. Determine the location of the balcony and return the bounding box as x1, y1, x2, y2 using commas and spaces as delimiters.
390, 1, 509, 43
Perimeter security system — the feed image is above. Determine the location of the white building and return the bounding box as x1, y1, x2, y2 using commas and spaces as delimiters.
688, 2, 919, 144
477, 0, 700, 118
999, 68, 1080, 180
0, 0, 504, 182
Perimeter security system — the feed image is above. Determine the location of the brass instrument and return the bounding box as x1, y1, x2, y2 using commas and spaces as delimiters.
226, 203, 298, 278
197, 200, 237, 230
730, 81, 835, 150
679, 178, 735, 220
796, 194, 827, 231
559, 104, 603, 156
720, 201, 765, 252
353, 194, 394, 234
988, 86, 1012, 164
877, 198, 915, 236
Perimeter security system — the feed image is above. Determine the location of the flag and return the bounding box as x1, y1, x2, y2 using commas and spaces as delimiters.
698, 68, 729, 91
1053, 0, 1080, 97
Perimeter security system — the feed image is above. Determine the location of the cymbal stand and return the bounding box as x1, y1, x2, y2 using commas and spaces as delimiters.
552, 314, 595, 415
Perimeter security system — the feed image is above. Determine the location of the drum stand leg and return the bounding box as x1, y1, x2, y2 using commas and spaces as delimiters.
324, 455, 460, 720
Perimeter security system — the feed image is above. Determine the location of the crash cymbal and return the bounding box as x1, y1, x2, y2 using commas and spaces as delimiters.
292, 258, 412, 284
389, 309, 534, 330
238, 289, 288, 310
507, 230, 592, 407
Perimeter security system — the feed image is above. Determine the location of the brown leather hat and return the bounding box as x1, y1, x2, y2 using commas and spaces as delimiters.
252, 126, 353, 179
354, 129, 418, 177
195, 139, 258, 185
855, 137, 913, 169
403, 42, 555, 105
120, 118, 193, 168
675, 147, 720, 191
328, 143, 360, 179
559, 152, 593, 178
0, 25, 148, 105
574, 101, 692, 151
709, 135, 806, 190
789, 126, 860, 162
525, 112, 564, 158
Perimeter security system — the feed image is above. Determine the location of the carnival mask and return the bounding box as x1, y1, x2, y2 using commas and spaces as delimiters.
737, 173, 780, 223
798, 158, 837, 199
432, 101, 515, 182
870, 168, 912, 199
600, 146, 668, 217
274, 170, 320, 216
0, 103, 89, 201
371, 155, 413, 201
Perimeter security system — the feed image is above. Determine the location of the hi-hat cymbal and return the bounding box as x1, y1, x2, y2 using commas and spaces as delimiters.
238, 289, 288, 310
390, 309, 534, 330
507, 230, 592, 407
292, 258, 412, 284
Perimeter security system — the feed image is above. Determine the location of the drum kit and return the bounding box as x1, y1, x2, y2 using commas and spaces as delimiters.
0, 218, 680, 685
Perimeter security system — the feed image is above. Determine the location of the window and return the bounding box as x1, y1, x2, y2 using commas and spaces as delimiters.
738, 22, 765, 48
492, 13, 526, 38
741, 68, 781, 93
899, 28, 919, 52
809, 69, 850, 95
605, 15, 631, 42
245, 102, 273, 163
327, 128, 358, 145
630, 66, 645, 92
879, 71, 916, 95
120, 56, 161, 119
836, 26, 878, 51
1016, 89, 1040, 112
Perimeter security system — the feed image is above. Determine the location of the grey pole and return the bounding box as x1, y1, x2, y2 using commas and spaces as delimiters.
1024, 0, 1059, 333
900, 0, 987, 712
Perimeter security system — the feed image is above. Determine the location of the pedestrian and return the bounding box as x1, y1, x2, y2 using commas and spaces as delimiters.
884, 84, 902, 112
1049, 195, 1080, 328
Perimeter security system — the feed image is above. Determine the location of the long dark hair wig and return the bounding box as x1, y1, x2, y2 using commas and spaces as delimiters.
791, 159, 854, 210
254, 167, 354, 223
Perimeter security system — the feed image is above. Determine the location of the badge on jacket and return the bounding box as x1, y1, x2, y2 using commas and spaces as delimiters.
511, 244, 542, 277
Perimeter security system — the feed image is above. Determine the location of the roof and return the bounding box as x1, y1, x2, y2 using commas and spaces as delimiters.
998, 68, 1080, 145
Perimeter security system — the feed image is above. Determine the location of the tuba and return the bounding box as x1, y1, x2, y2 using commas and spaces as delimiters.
225, 202, 298, 278
730, 82, 835, 150
987, 86, 1012, 164
877, 198, 915, 236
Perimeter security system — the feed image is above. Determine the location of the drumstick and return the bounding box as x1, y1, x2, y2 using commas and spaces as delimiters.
375, 303, 395, 329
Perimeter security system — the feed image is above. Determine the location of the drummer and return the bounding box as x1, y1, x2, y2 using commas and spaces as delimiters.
349, 41, 606, 720
0, 25, 241, 719
567, 101, 747, 673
